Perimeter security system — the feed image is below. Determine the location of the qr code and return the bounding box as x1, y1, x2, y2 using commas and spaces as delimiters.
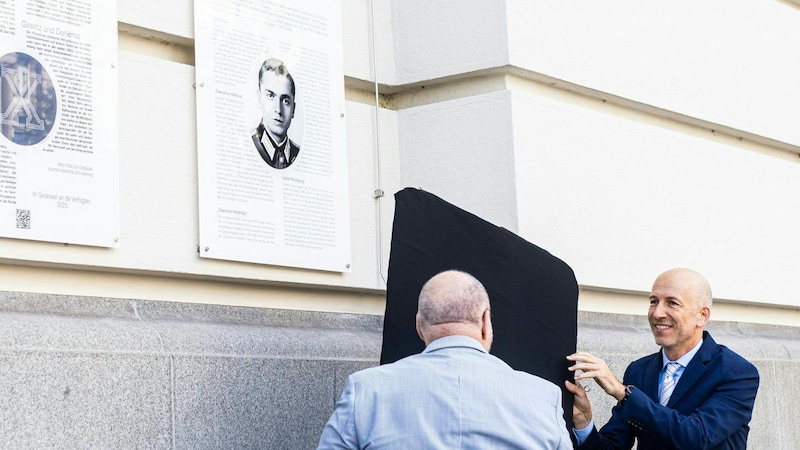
16, 209, 31, 229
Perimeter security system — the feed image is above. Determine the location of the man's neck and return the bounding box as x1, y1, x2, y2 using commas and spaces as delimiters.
663, 334, 704, 362
423, 324, 486, 349
262, 127, 287, 149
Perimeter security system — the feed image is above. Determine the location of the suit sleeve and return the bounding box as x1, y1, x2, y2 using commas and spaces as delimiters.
317, 376, 359, 450
581, 359, 759, 450
578, 406, 635, 450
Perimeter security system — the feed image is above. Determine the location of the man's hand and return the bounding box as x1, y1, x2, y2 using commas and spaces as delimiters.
567, 352, 626, 401
564, 378, 593, 429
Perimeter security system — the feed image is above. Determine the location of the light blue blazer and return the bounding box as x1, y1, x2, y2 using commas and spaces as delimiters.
318, 335, 573, 449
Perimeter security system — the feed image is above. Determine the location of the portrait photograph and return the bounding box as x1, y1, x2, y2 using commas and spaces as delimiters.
250, 57, 304, 170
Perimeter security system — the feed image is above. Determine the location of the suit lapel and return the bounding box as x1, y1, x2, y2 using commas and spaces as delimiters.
667, 332, 716, 406
641, 353, 663, 401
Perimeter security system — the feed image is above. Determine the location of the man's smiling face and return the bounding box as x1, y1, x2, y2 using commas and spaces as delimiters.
648, 269, 710, 360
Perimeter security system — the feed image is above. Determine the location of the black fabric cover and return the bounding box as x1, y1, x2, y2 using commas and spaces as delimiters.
380, 188, 578, 427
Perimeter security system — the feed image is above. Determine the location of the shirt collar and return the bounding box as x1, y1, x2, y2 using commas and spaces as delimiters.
260, 126, 287, 159
422, 335, 488, 354
662, 336, 703, 368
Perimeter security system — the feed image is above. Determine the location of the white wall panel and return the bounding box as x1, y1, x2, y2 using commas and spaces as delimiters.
118, 52, 198, 274
341, 102, 401, 289
391, 0, 510, 84
507, 0, 800, 147
398, 92, 519, 231
118, 0, 193, 40
512, 91, 800, 307
342, 0, 396, 85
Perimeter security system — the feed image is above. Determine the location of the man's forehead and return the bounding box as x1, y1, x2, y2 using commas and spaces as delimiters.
650, 281, 689, 302
650, 290, 683, 300
261, 72, 292, 91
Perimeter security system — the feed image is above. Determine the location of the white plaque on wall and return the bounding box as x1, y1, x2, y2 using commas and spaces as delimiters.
195, 0, 351, 272
0, 1, 119, 247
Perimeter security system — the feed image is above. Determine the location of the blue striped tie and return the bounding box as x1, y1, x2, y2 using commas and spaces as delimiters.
659, 362, 680, 406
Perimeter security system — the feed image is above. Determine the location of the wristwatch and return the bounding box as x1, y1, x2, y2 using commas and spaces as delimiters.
620, 385, 635, 406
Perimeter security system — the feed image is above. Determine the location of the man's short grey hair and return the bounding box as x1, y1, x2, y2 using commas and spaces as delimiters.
417, 270, 490, 326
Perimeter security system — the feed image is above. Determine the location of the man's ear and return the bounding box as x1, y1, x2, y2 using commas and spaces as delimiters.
698, 306, 711, 327
415, 313, 424, 342
479, 308, 493, 351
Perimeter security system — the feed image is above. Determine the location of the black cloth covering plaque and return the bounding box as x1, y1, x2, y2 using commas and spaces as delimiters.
380, 188, 578, 428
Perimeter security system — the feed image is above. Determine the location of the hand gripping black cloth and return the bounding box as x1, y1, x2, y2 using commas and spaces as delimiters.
380, 188, 578, 428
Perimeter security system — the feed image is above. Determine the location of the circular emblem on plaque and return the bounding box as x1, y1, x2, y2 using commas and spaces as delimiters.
0, 52, 58, 145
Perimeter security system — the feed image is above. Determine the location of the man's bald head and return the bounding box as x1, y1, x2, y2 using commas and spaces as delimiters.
653, 268, 713, 309
416, 270, 492, 349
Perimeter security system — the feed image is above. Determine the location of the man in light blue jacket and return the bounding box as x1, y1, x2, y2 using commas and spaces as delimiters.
318, 270, 573, 449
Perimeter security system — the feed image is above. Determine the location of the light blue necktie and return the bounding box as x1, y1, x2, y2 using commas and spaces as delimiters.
659, 362, 680, 406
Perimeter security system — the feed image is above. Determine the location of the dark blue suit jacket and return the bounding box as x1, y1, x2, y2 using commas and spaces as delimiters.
581, 331, 759, 450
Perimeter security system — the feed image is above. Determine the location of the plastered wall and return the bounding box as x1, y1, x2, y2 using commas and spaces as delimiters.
391, 0, 800, 316
1, 0, 798, 321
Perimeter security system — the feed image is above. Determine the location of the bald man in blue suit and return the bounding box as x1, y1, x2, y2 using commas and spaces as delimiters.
566, 268, 759, 449
318, 270, 573, 449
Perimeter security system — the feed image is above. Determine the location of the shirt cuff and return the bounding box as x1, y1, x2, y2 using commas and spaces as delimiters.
573, 420, 594, 445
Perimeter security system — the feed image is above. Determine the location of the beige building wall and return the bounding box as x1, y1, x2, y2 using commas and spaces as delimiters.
2, 0, 797, 325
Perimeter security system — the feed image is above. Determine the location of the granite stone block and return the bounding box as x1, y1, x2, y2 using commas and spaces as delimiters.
328, 360, 377, 406
0, 292, 796, 449
0, 351, 172, 449
172, 356, 335, 450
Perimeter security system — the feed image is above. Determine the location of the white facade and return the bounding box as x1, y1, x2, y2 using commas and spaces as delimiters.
0, 0, 798, 325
